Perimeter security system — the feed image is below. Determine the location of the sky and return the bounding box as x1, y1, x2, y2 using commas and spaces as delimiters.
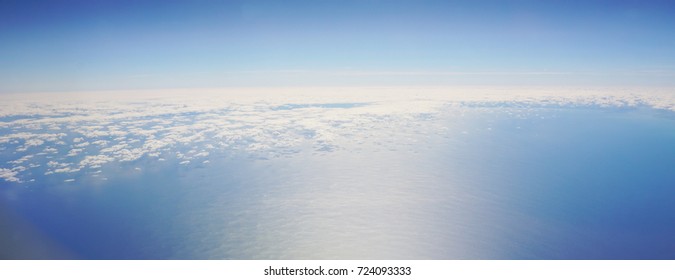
1, 0, 675, 92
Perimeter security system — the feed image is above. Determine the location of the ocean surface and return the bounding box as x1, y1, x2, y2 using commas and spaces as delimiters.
1, 98, 674, 259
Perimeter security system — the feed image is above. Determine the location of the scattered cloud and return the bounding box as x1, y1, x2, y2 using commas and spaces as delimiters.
0, 168, 21, 182
0, 87, 673, 183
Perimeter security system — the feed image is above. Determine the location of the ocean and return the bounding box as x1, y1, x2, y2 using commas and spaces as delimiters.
2, 102, 673, 259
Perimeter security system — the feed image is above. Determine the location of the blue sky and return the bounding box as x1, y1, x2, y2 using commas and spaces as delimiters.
1, 0, 675, 92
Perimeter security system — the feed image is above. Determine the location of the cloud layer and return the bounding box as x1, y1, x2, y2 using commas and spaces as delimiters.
0, 86, 673, 183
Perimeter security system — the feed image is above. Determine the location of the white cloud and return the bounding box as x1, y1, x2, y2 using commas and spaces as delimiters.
74, 141, 90, 148
0, 86, 673, 183
91, 140, 108, 146
9, 154, 34, 165
0, 168, 20, 182
100, 143, 128, 154
115, 148, 145, 162
79, 155, 114, 168
194, 151, 209, 158
25, 138, 45, 147
67, 148, 83, 157
0, 132, 65, 145
12, 166, 27, 172
54, 167, 81, 173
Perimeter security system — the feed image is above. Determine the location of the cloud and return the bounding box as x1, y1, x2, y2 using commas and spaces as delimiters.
54, 167, 81, 173
0, 86, 673, 183
79, 155, 114, 169
115, 148, 145, 162
9, 155, 34, 165
66, 148, 83, 157
74, 142, 90, 148
25, 138, 45, 147
91, 140, 108, 146
0, 168, 20, 183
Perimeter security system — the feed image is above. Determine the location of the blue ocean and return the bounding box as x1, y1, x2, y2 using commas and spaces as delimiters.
1, 104, 674, 259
